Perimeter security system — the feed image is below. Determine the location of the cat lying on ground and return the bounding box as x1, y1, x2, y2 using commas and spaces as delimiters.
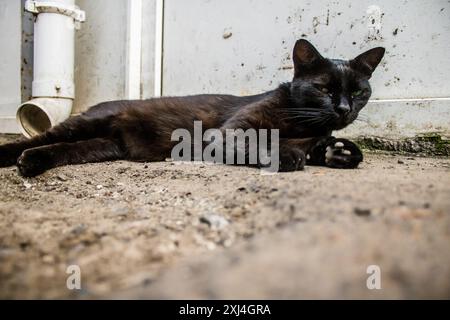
0, 39, 384, 176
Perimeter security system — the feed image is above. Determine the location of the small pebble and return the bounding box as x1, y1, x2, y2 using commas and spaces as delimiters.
23, 181, 32, 189
117, 167, 130, 174
71, 224, 86, 235
56, 174, 68, 181
199, 213, 229, 230
42, 255, 55, 263
223, 31, 233, 39
354, 207, 371, 217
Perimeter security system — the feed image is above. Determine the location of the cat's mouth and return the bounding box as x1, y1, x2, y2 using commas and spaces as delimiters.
333, 112, 357, 130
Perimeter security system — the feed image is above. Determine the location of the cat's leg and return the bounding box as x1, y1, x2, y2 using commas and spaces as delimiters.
0, 110, 115, 168
16, 138, 124, 177
0, 139, 28, 167
209, 135, 320, 172
0, 102, 126, 168
276, 143, 306, 172
306, 136, 363, 169
268, 137, 362, 169
275, 137, 323, 172
217, 109, 324, 172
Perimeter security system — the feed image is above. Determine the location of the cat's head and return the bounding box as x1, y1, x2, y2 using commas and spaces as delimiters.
289, 39, 385, 130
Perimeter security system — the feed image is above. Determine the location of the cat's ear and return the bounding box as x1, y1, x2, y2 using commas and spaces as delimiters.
293, 39, 324, 77
350, 47, 385, 77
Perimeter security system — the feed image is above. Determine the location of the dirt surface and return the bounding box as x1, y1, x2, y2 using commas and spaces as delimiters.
0, 134, 449, 299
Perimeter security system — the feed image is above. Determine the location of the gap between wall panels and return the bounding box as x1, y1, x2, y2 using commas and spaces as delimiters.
125, 0, 143, 99
154, 0, 164, 97
125, 0, 163, 99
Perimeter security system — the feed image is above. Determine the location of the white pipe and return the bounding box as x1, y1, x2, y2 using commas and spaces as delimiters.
154, 0, 164, 97
126, 0, 143, 99
17, 0, 85, 138
17, 98, 72, 137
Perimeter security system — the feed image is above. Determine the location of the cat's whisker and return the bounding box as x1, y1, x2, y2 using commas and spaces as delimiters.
293, 115, 333, 126
357, 114, 369, 120
283, 115, 328, 122
355, 118, 370, 124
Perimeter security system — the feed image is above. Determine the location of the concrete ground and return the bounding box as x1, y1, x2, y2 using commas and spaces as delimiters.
0, 134, 449, 299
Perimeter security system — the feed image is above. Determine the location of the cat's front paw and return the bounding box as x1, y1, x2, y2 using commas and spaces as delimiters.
17, 148, 54, 177
323, 138, 363, 169
0, 144, 21, 168
278, 146, 306, 172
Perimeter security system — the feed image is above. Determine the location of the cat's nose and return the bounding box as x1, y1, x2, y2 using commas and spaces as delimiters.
336, 103, 350, 114
336, 97, 351, 115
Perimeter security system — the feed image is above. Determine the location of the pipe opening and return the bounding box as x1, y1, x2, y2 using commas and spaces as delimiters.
17, 103, 52, 137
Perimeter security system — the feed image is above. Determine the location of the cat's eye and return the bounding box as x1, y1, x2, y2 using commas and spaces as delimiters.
352, 90, 363, 97
315, 85, 329, 94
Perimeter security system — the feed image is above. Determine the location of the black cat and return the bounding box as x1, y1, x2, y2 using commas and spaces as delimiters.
0, 39, 384, 177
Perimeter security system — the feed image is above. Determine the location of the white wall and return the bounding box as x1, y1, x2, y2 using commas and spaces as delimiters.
0, 1, 21, 133
162, 0, 450, 138
74, 0, 155, 114
164, 0, 450, 100
74, 0, 127, 114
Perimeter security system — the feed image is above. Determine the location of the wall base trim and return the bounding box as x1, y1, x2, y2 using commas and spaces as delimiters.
0, 117, 21, 134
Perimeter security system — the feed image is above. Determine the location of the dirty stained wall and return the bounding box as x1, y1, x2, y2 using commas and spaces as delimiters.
0, 1, 21, 133
74, 0, 128, 115
163, 0, 450, 138
74, 0, 156, 114
164, 0, 450, 100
